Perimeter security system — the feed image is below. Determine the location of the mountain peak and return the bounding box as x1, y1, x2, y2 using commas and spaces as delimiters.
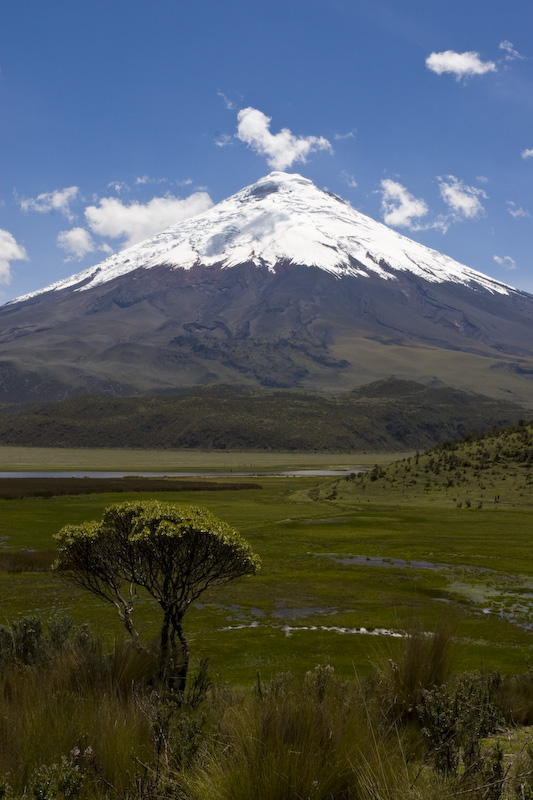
10, 172, 514, 305
2, 173, 533, 406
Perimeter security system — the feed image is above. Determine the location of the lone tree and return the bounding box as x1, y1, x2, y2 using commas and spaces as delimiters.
53, 500, 260, 693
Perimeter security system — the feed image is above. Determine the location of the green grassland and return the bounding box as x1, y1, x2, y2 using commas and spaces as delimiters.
1, 471, 533, 684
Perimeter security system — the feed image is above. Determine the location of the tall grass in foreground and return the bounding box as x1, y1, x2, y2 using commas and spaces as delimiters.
0, 623, 157, 797
2, 616, 533, 798
184, 667, 444, 800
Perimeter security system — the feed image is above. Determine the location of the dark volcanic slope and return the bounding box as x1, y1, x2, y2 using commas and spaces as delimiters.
1, 262, 533, 404
0, 380, 524, 452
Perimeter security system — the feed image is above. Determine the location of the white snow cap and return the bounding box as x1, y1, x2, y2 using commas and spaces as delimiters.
13, 172, 513, 302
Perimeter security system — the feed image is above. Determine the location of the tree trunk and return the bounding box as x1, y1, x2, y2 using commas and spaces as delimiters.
170, 616, 189, 697
115, 600, 143, 651
159, 609, 172, 682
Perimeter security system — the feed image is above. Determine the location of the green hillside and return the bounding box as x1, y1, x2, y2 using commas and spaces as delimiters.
0, 378, 524, 452
312, 419, 533, 506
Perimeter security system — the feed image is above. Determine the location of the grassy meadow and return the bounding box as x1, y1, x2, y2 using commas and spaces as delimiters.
1, 453, 532, 681
0, 445, 392, 472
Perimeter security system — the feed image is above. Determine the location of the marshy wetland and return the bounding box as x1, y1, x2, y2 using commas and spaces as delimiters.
1, 444, 532, 680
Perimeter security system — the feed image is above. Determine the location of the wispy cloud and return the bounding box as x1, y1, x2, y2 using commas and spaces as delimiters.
493, 254, 517, 270
334, 128, 357, 141
218, 90, 235, 110
0, 229, 28, 284
340, 170, 358, 188
135, 175, 169, 185
521, 148, 533, 159
107, 181, 128, 194
18, 186, 79, 221
507, 201, 531, 219
379, 179, 428, 229
499, 40, 524, 61
84, 192, 213, 248
236, 107, 333, 170
214, 133, 233, 148
426, 50, 497, 80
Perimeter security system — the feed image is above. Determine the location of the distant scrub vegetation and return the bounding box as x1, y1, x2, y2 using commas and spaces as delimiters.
315, 419, 533, 505
0, 378, 524, 452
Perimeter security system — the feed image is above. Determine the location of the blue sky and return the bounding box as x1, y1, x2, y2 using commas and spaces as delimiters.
1, 0, 532, 302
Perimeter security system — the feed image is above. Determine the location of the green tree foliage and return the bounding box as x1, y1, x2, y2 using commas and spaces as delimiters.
53, 500, 260, 693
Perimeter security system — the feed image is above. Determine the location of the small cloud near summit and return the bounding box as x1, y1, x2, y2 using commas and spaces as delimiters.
379, 179, 428, 230
18, 186, 80, 221
438, 176, 487, 221
236, 107, 333, 171
379, 175, 488, 234
426, 50, 497, 80
84, 191, 213, 249
494, 255, 517, 271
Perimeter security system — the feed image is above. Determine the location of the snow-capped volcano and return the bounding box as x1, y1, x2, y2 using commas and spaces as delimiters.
13, 172, 511, 303
1, 172, 533, 405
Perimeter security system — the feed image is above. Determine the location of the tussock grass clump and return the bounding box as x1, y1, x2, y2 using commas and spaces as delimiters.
373, 622, 455, 722
184, 666, 443, 800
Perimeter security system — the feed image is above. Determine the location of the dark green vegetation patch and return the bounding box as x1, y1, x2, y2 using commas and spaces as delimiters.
0, 378, 524, 451
0, 477, 261, 499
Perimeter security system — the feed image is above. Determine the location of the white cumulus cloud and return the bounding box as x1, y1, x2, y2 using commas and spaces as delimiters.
56, 227, 97, 261
0, 229, 28, 284
236, 107, 333, 170
438, 176, 487, 220
18, 186, 79, 221
493, 255, 517, 271
521, 148, 533, 159
426, 50, 497, 80
84, 192, 213, 248
379, 179, 428, 229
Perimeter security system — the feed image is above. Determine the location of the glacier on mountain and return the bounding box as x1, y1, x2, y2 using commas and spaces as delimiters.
12, 171, 512, 304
